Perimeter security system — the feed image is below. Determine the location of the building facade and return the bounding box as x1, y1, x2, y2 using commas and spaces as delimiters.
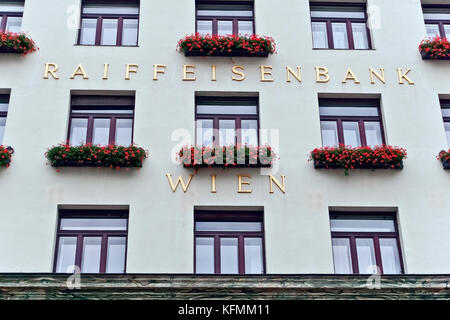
0, 0, 449, 299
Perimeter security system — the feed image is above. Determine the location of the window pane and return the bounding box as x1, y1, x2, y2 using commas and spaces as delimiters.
115, 119, 132, 146
238, 21, 253, 35
423, 9, 450, 20
445, 25, 450, 38
55, 237, 77, 273
197, 104, 257, 115
425, 24, 440, 38
244, 238, 263, 274
5, 17, 22, 33
380, 238, 402, 274
81, 237, 102, 273
106, 237, 126, 273
92, 118, 111, 145
218, 20, 233, 36
364, 122, 383, 147
441, 108, 450, 117
444, 123, 450, 147
352, 23, 369, 49
312, 22, 328, 48
83, 4, 139, 15
197, 20, 212, 36
196, 237, 215, 274
311, 6, 365, 19
343, 122, 361, 147
60, 218, 127, 231
101, 19, 118, 45
220, 238, 238, 274
122, 19, 138, 46
356, 238, 377, 274
196, 221, 262, 232
0, 3, 24, 13
332, 23, 349, 49
0, 103, 9, 112
219, 120, 235, 146
319, 106, 379, 117
197, 4, 253, 17
80, 18, 97, 45
69, 118, 88, 145
241, 120, 258, 146
196, 119, 214, 147
0, 118, 6, 145
321, 121, 338, 147
72, 109, 133, 114
330, 216, 395, 232
332, 238, 353, 274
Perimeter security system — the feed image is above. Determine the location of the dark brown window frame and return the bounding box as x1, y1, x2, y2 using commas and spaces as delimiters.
319, 98, 386, 147
195, 0, 255, 36
0, 2, 23, 32
440, 100, 450, 144
423, 5, 450, 38
310, 2, 372, 50
330, 212, 404, 275
77, 0, 140, 46
194, 211, 266, 275
195, 96, 260, 147
67, 95, 135, 146
0, 94, 9, 143
53, 210, 129, 274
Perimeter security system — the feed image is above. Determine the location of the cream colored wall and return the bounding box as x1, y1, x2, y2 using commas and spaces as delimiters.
0, 0, 449, 274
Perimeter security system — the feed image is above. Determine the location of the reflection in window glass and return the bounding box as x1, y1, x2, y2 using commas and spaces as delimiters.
219, 120, 235, 146
241, 120, 258, 146
69, 118, 88, 146
380, 238, 402, 274
5, 17, 22, 33
364, 122, 383, 147
356, 238, 377, 274
244, 238, 263, 274
332, 238, 353, 274
196, 119, 214, 147
220, 238, 239, 274
80, 19, 97, 45
196, 221, 262, 232
352, 23, 369, 49
195, 237, 215, 274
101, 19, 118, 45
83, 5, 139, 15
445, 25, 450, 38
343, 122, 361, 147
321, 121, 338, 147
445, 123, 450, 147
106, 237, 126, 273
197, 20, 213, 36
332, 23, 349, 49
93, 119, 110, 145
0, 118, 6, 144
330, 216, 395, 233
115, 119, 133, 146
218, 20, 233, 36
425, 24, 440, 38
122, 19, 138, 46
55, 237, 77, 273
61, 218, 128, 231
81, 237, 102, 273
238, 21, 253, 35
312, 22, 328, 48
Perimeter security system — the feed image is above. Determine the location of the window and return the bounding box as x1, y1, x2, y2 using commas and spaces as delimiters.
78, 0, 139, 46
196, 97, 259, 147
195, 211, 265, 274
310, 3, 371, 49
423, 6, 450, 38
441, 101, 450, 147
68, 95, 134, 146
54, 210, 128, 274
330, 213, 403, 275
0, 1, 24, 33
0, 95, 9, 144
319, 99, 385, 148
196, 1, 254, 36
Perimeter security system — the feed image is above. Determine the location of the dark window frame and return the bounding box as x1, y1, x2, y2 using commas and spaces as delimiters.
53, 210, 129, 274
440, 99, 450, 145
330, 211, 404, 275
0, 94, 9, 144
194, 211, 266, 275
423, 5, 450, 38
310, 2, 372, 50
195, 96, 260, 147
195, 0, 255, 36
67, 95, 135, 146
319, 98, 386, 147
0, 2, 23, 32
77, 0, 140, 46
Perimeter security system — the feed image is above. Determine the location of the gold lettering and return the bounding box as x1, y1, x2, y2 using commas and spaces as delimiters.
269, 175, 286, 194
211, 65, 217, 81
260, 66, 274, 82
397, 68, 414, 85
70, 64, 89, 79
237, 175, 252, 193
166, 174, 193, 193
369, 68, 385, 84
103, 63, 109, 80
43, 63, 59, 79
341, 68, 360, 84
153, 64, 166, 80
286, 66, 302, 83
125, 64, 138, 80
315, 67, 330, 83
211, 174, 216, 193
232, 65, 245, 81
183, 65, 196, 81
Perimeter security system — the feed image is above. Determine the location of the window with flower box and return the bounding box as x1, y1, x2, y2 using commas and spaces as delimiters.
319, 99, 385, 148
0, 95, 9, 144
330, 212, 403, 275
78, 0, 139, 46
68, 95, 134, 146
54, 210, 128, 274
441, 101, 450, 147
0, 1, 23, 33
195, 211, 265, 274
196, 97, 259, 147
423, 6, 450, 38
310, 3, 371, 50
196, 1, 254, 36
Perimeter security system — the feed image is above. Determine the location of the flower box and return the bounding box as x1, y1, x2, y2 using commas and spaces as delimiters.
45, 144, 147, 168
309, 145, 407, 175
177, 34, 275, 57
437, 150, 450, 169
0, 32, 37, 55
419, 36, 450, 60
0, 146, 13, 168
178, 145, 275, 168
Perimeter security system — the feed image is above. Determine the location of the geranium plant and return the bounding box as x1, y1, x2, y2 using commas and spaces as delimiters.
178, 145, 275, 168
177, 33, 276, 57
45, 144, 147, 169
0, 32, 37, 55
437, 150, 450, 169
309, 145, 407, 175
0, 146, 13, 168
419, 36, 450, 59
